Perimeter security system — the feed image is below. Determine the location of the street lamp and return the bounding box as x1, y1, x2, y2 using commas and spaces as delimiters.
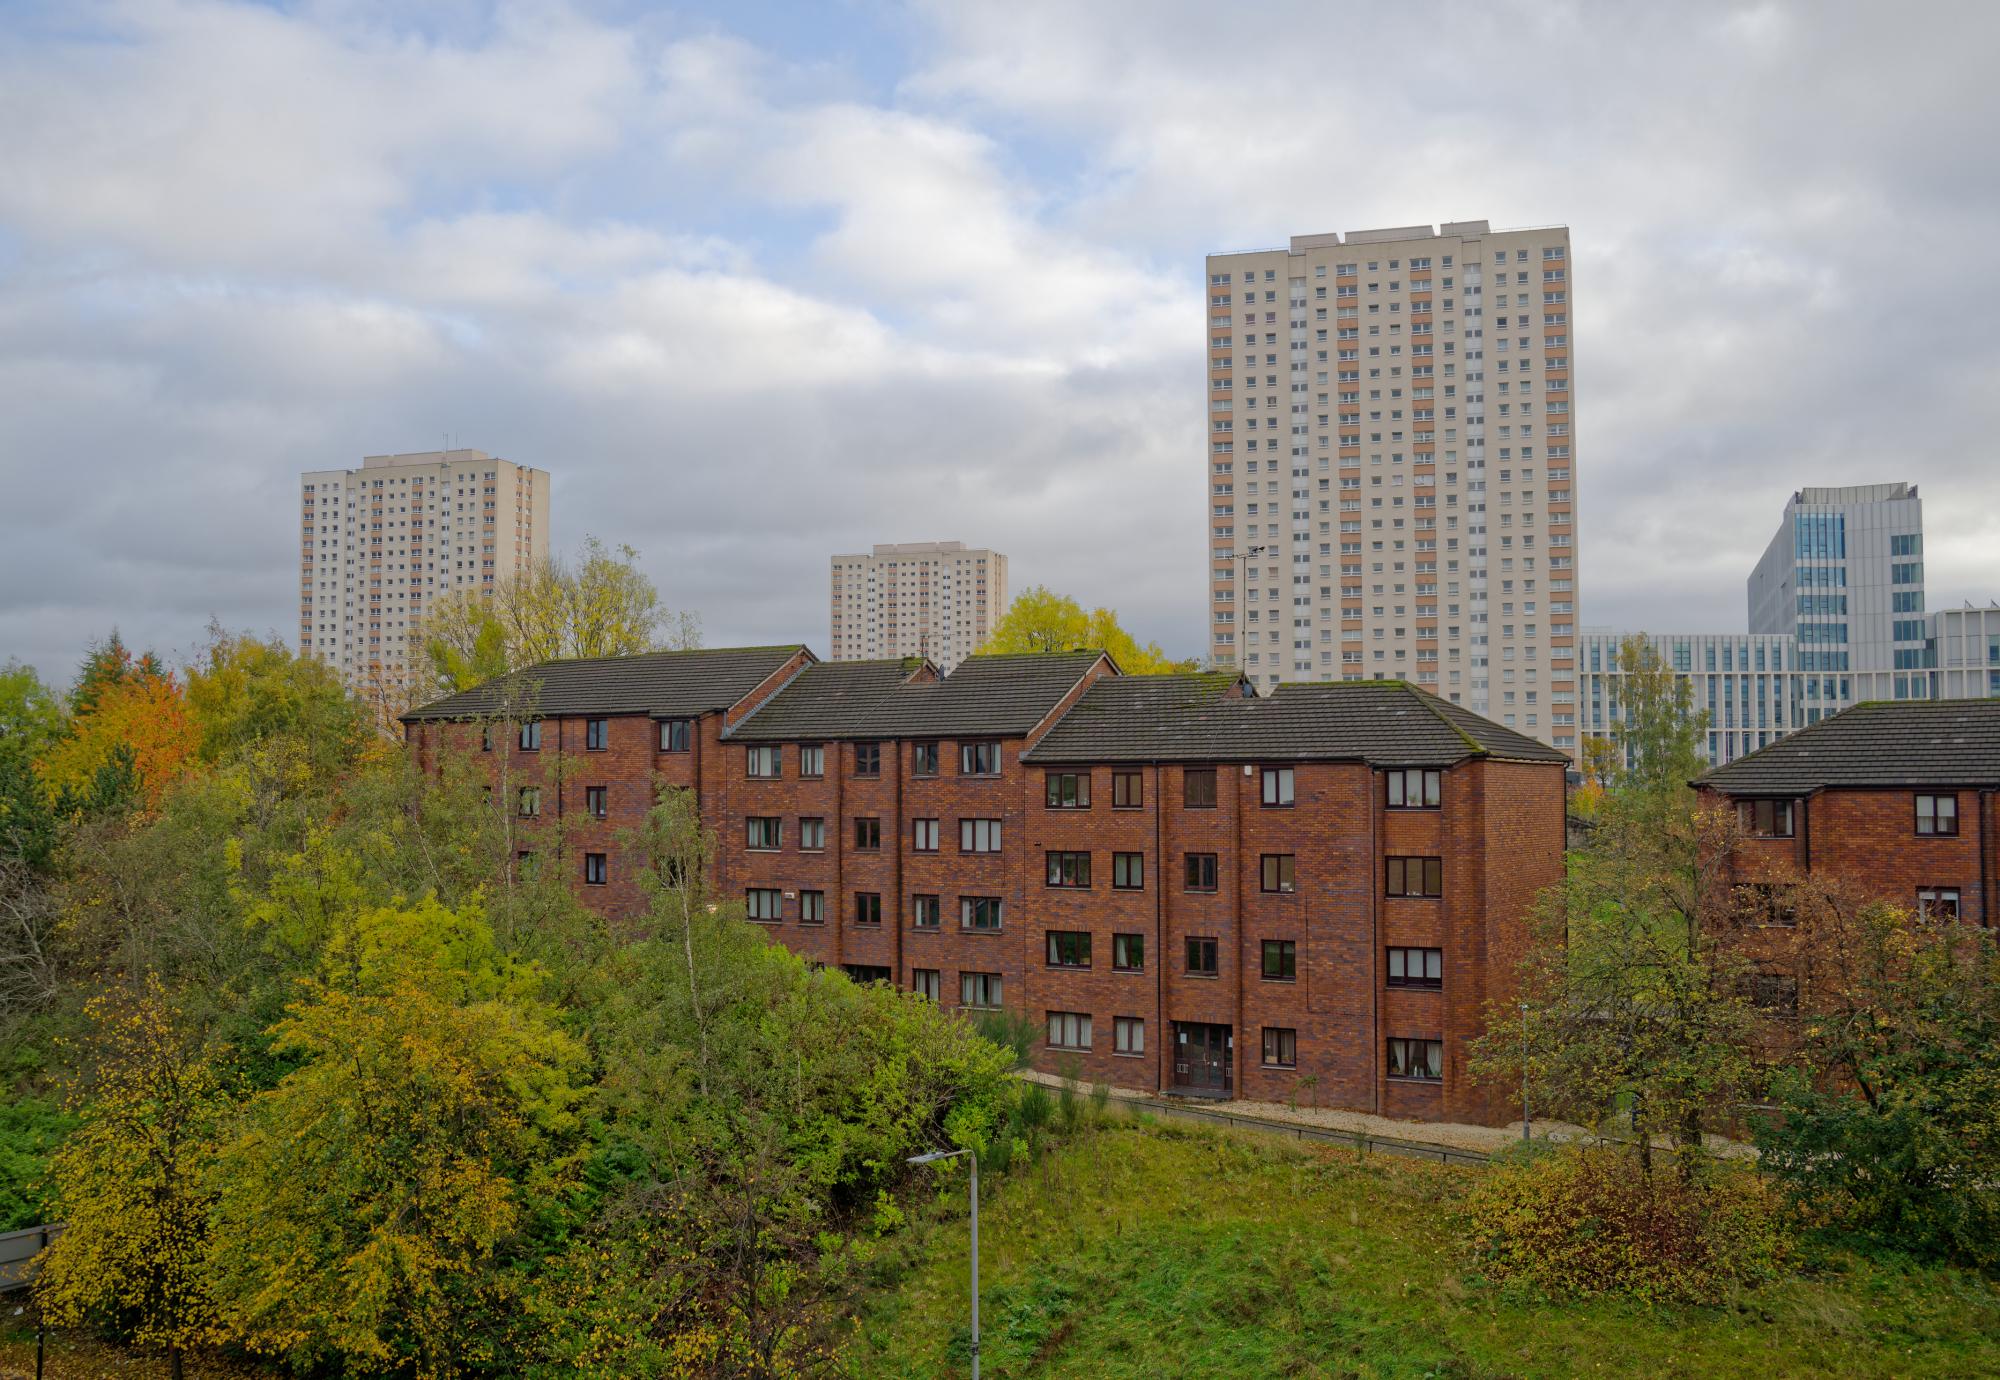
908, 1147, 980, 1378
1231, 543, 1267, 677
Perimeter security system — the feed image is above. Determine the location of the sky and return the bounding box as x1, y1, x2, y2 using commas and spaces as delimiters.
3, 0, 1997, 686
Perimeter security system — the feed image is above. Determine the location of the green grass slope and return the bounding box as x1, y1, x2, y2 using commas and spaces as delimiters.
846, 1118, 2000, 1379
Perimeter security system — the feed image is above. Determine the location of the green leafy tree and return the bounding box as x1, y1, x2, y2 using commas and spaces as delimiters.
209, 896, 586, 1379
1757, 886, 2000, 1267
421, 536, 699, 697
184, 624, 368, 772
983, 584, 1192, 674
35, 977, 229, 1380
0, 661, 64, 868
1604, 634, 1708, 798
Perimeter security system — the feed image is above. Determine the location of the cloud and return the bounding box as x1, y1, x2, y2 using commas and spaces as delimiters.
2, 0, 1998, 689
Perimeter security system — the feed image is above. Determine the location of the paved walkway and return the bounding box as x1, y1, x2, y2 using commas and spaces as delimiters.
1018, 1069, 1755, 1163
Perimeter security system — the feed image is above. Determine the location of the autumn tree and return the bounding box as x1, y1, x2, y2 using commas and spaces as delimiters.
68, 631, 164, 716
209, 897, 586, 1378
1756, 885, 2000, 1267
983, 584, 1192, 674
184, 624, 369, 775
420, 536, 700, 697
37, 659, 197, 815
35, 977, 229, 1380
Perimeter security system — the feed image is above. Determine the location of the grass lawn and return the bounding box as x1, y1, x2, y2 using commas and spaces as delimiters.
846, 1115, 2000, 1379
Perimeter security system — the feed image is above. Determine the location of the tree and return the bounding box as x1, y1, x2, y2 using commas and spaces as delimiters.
184, 624, 368, 774
1603, 634, 1708, 798
420, 537, 698, 697
35, 977, 228, 1380
1757, 887, 2000, 1267
0, 662, 63, 868
68, 631, 164, 717
983, 585, 1192, 674
1474, 792, 1762, 1176
36, 667, 197, 814
209, 898, 586, 1379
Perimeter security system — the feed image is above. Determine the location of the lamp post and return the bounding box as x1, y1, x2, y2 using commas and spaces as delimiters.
1520, 1001, 1531, 1142
1231, 543, 1267, 675
908, 1147, 980, 1378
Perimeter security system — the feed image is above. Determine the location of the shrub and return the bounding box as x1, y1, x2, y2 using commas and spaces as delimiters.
1464, 1145, 1789, 1303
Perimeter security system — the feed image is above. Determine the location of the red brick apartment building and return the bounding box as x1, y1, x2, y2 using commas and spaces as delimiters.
405, 646, 1568, 1124
1698, 699, 2000, 928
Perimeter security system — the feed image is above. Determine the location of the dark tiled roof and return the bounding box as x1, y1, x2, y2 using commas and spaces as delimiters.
1023, 677, 1569, 766
401, 645, 807, 722
727, 651, 1106, 742
1699, 699, 2000, 793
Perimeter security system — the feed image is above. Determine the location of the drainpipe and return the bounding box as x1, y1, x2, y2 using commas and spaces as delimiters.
833, 744, 845, 971
1232, 763, 1245, 1097
893, 741, 904, 990
1370, 766, 1382, 1116
1155, 762, 1168, 1095
1980, 789, 1994, 927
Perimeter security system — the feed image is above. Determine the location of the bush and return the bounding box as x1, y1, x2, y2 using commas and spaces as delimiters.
1464, 1146, 1789, 1303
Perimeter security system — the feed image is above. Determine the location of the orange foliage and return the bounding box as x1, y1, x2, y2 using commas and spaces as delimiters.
37, 671, 199, 812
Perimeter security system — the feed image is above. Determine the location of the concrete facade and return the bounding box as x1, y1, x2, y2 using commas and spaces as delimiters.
830, 541, 1009, 672
300, 448, 550, 712
1204, 220, 1579, 752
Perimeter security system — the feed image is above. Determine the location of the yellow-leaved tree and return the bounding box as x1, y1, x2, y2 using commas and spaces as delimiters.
982, 585, 1194, 674
35, 977, 229, 1380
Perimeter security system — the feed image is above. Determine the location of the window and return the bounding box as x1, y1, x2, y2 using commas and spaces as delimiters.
1261, 939, 1297, 980
853, 742, 881, 776
1741, 799, 1795, 838
800, 890, 825, 924
1916, 794, 1959, 837
585, 718, 609, 751
1260, 854, 1296, 893
1113, 933, 1145, 971
961, 818, 1003, 853
1045, 772, 1091, 808
960, 971, 1003, 1008
746, 745, 781, 778
1046, 931, 1092, 967
1387, 1037, 1443, 1082
1185, 853, 1220, 892
1113, 852, 1144, 889
1386, 857, 1443, 897
961, 741, 1001, 776
519, 721, 542, 751
585, 785, 607, 819
1748, 971, 1799, 1015
1184, 768, 1218, 808
584, 852, 607, 886
1386, 768, 1440, 808
912, 742, 939, 776
854, 817, 881, 850
799, 744, 824, 778
912, 818, 940, 852
481, 726, 493, 752
854, 892, 883, 926
1047, 1011, 1092, 1050
799, 817, 825, 850
845, 964, 891, 985
1115, 1016, 1145, 1055
746, 888, 782, 922
515, 849, 537, 879
746, 816, 781, 850
1387, 947, 1443, 988
517, 786, 541, 817
1046, 851, 1092, 887
1112, 771, 1144, 809
1917, 887, 1961, 921
1261, 1027, 1297, 1068
911, 968, 941, 1001
659, 718, 690, 752
1261, 766, 1295, 806
961, 896, 1004, 930
1186, 936, 1219, 976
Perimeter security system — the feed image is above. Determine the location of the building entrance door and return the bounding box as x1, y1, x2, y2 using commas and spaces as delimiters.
1172, 1022, 1233, 1096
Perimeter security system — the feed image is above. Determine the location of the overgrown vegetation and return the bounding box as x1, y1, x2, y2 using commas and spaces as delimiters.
1, 625, 1017, 1378
850, 1118, 2000, 1379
